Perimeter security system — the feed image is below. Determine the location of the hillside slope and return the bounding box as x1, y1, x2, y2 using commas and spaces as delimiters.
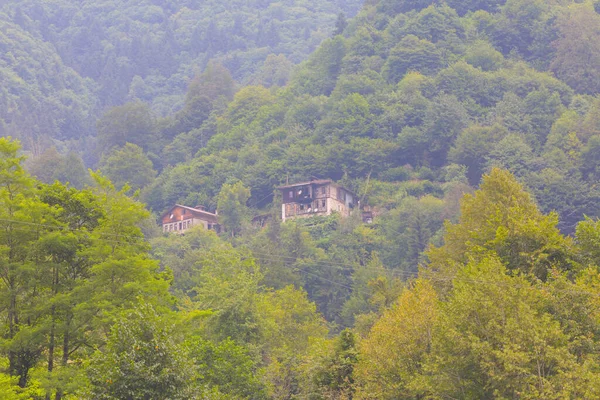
1, 0, 361, 114
144, 0, 600, 234
0, 15, 96, 150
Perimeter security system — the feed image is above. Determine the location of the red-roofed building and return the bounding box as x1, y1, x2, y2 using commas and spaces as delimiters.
160, 205, 220, 234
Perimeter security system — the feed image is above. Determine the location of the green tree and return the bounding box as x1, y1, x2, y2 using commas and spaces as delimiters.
187, 63, 235, 104
491, 0, 553, 61
464, 40, 505, 71
426, 168, 574, 283
96, 101, 157, 155
551, 3, 600, 95
354, 280, 438, 400
425, 256, 595, 399
576, 217, 600, 267
83, 172, 171, 315
257, 286, 328, 399
422, 94, 470, 165
187, 338, 267, 399
402, 4, 465, 44
224, 86, 275, 127
293, 36, 347, 96
383, 35, 443, 83
523, 87, 564, 144
0, 138, 51, 388
333, 12, 348, 36
581, 135, 600, 181
382, 195, 445, 273
447, 0, 506, 16
300, 329, 357, 399
100, 143, 157, 192
486, 134, 536, 178
35, 182, 105, 399
449, 124, 508, 184
254, 54, 294, 88
216, 181, 250, 237
377, 0, 432, 14
24, 147, 64, 184
87, 304, 195, 399
26, 148, 91, 188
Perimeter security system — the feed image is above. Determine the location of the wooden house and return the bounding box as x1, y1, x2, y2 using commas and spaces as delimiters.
278, 179, 357, 222
160, 205, 220, 234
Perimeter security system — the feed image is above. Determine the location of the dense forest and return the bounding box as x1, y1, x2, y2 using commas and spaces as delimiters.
0, 0, 361, 162
3, 0, 600, 398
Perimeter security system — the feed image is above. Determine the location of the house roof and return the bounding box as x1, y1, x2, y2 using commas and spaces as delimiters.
277, 179, 358, 197
160, 204, 218, 223
277, 179, 333, 189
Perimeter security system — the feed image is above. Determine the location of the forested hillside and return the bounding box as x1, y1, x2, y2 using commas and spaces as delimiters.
6, 139, 600, 399
0, 0, 361, 159
4, 0, 600, 398
138, 0, 600, 234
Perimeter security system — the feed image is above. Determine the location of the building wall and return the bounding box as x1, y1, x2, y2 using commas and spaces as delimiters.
281, 184, 354, 221
163, 219, 193, 233
163, 218, 219, 233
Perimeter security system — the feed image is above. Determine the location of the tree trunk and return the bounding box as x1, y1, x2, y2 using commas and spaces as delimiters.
55, 313, 71, 400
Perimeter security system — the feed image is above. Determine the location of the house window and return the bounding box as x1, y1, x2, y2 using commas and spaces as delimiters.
300, 204, 305, 211
321, 200, 326, 208
321, 187, 326, 196
182, 209, 186, 215
179, 222, 182, 230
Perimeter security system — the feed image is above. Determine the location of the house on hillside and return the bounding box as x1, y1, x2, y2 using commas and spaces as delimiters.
161, 205, 220, 234
278, 179, 357, 222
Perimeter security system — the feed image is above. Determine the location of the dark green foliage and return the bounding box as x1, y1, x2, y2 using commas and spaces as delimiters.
129, 0, 600, 247
551, 3, 600, 95
5, 0, 600, 395
188, 338, 267, 399
88, 305, 195, 400
447, 0, 506, 16
0, 0, 362, 161
449, 125, 508, 184
0, 19, 96, 149
334, 12, 348, 36
383, 35, 443, 83
25, 148, 91, 189
310, 330, 357, 398
99, 143, 157, 192
96, 101, 158, 156
293, 36, 347, 96
377, 0, 432, 15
